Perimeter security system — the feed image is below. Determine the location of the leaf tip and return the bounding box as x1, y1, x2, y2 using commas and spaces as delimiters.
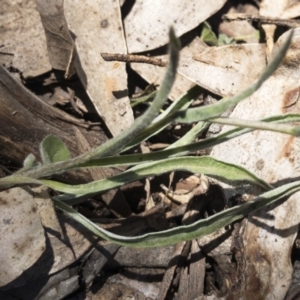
168, 26, 181, 55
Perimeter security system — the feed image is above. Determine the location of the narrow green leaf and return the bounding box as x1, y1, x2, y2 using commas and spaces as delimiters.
40, 135, 70, 164
130, 90, 157, 108
166, 121, 208, 150
211, 117, 300, 136
2, 113, 299, 192
43, 156, 271, 197
53, 180, 300, 248
0, 175, 42, 189
71, 113, 300, 170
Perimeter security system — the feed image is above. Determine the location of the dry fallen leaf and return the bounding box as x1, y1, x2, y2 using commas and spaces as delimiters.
132, 37, 266, 98
282, 2, 300, 18
260, 0, 289, 56
64, 0, 134, 136
124, 0, 227, 53
36, 0, 76, 77
131, 37, 206, 100
219, 4, 259, 44
0, 186, 106, 289
210, 28, 300, 299
0, 0, 51, 77
181, 43, 266, 96
161, 174, 209, 204
0, 187, 45, 287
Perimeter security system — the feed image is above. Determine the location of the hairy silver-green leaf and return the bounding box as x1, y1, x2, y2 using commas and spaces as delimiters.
0, 31, 294, 190
23, 154, 38, 168
40, 135, 71, 165
17, 153, 41, 173
41, 156, 271, 197
211, 117, 300, 136
0, 156, 270, 197
53, 180, 300, 248
166, 121, 208, 149
124, 84, 202, 151
72, 113, 300, 170
1, 113, 300, 192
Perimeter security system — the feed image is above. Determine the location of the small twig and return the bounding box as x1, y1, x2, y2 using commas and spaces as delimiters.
0, 164, 13, 175
101, 53, 167, 67
222, 13, 300, 28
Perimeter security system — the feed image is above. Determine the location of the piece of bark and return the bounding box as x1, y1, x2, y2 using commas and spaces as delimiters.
156, 242, 189, 300
176, 196, 210, 299
177, 240, 206, 299
157, 194, 209, 300
0, 65, 108, 183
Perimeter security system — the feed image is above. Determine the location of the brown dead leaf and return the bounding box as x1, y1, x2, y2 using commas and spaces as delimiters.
161, 174, 209, 204
36, 0, 76, 77
282, 2, 300, 18
0, 186, 95, 290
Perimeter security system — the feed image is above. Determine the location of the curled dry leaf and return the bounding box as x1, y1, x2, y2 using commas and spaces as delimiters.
124, 0, 227, 53
161, 174, 209, 204
210, 28, 300, 299
0, 187, 45, 287
36, 0, 76, 77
